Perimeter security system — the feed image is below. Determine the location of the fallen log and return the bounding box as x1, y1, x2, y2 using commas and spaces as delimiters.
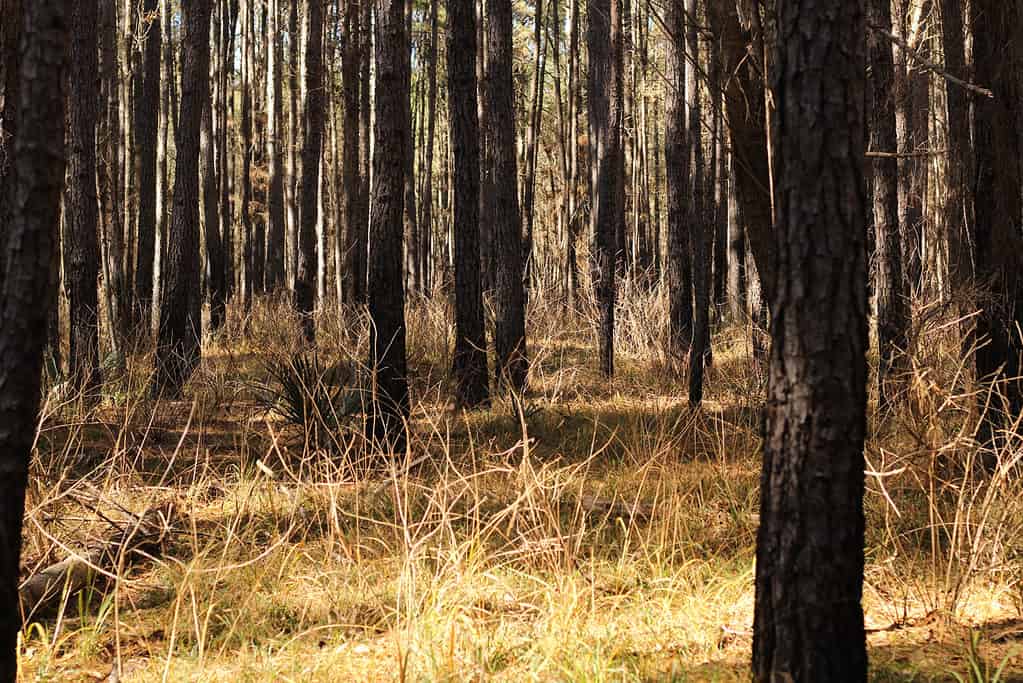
19, 503, 175, 623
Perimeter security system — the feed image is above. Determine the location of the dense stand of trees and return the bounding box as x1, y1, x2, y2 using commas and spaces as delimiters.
4, 0, 1023, 678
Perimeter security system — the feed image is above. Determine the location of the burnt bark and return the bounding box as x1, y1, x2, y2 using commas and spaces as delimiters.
587, 0, 622, 377
972, 0, 1023, 444
367, 0, 410, 448
296, 0, 325, 342
486, 0, 527, 391
664, 0, 691, 358
66, 0, 103, 395
154, 0, 211, 396
448, 0, 490, 408
752, 0, 869, 679
0, 1, 67, 675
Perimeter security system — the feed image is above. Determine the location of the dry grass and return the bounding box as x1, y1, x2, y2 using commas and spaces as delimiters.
17, 285, 1023, 681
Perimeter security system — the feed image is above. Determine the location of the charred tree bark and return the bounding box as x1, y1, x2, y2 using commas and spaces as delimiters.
665, 0, 691, 359
0, 2, 67, 676
154, 0, 211, 396
752, 0, 869, 678
341, 0, 363, 304
448, 0, 490, 408
972, 0, 1023, 446
587, 0, 622, 377
266, 0, 287, 291
685, 0, 709, 407
66, 0, 103, 396
487, 0, 527, 391
296, 0, 325, 342
367, 0, 411, 449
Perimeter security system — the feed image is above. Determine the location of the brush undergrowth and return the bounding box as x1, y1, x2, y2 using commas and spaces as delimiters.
17, 284, 1023, 681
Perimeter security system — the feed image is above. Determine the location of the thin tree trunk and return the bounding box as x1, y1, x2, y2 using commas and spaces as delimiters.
587, 0, 622, 378
367, 0, 411, 448
665, 0, 691, 359
66, 0, 103, 395
421, 0, 439, 294
134, 0, 161, 332
449, 0, 489, 408
266, 0, 287, 290
487, 0, 527, 390
869, 0, 908, 409
154, 0, 211, 395
685, 0, 708, 406
296, 0, 325, 342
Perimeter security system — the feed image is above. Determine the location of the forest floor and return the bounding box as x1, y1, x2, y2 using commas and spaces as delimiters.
17, 292, 1023, 681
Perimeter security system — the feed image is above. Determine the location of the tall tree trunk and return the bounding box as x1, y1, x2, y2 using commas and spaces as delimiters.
266, 0, 287, 290
403, 2, 421, 295
155, 0, 212, 396
287, 0, 301, 290
720, 2, 775, 304
296, 0, 325, 341
685, 0, 709, 406
665, 0, 691, 359
421, 0, 439, 294
940, 0, 974, 285
134, 0, 160, 333
0, 3, 67, 676
487, 0, 527, 391
893, 0, 925, 292
341, 0, 363, 304
752, 0, 869, 678
972, 0, 1023, 447
154, 0, 173, 333
66, 0, 103, 395
869, 0, 908, 409
522, 0, 545, 293
587, 0, 622, 378
357, 0, 372, 304
449, 0, 489, 408
565, 0, 580, 304
99, 0, 129, 358
240, 0, 255, 309
367, 0, 411, 448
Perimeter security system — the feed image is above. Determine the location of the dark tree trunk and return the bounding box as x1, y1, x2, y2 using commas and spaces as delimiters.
487, 0, 527, 391
134, 0, 160, 332
240, 0, 255, 308
940, 0, 974, 284
403, 2, 421, 296
685, 0, 709, 407
367, 0, 411, 449
341, 0, 363, 304
296, 0, 325, 342
66, 0, 103, 395
356, 0, 372, 304
972, 0, 1023, 444
869, 0, 908, 409
421, 0, 439, 294
720, 3, 775, 304
522, 0, 545, 293
448, 0, 489, 408
266, 0, 287, 291
0, 2, 67, 676
664, 0, 691, 358
154, 0, 211, 396
893, 0, 924, 292
752, 0, 869, 679
565, 0, 580, 304
587, 0, 622, 377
